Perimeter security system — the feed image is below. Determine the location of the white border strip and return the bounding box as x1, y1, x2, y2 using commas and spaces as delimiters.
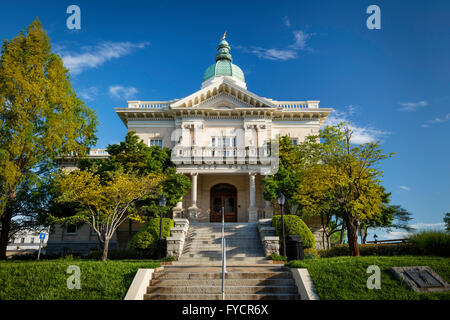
124, 268, 160, 300
290, 268, 320, 300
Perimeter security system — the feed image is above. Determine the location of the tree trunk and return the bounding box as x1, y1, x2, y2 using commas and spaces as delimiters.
346, 218, 360, 256
101, 237, 110, 261
0, 204, 13, 260
339, 221, 346, 244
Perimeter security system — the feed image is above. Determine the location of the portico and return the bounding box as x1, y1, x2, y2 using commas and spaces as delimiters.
181, 172, 265, 223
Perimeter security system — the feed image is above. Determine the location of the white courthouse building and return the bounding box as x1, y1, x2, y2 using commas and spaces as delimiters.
48, 36, 331, 253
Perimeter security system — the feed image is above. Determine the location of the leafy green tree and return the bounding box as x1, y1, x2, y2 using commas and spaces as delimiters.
53, 170, 163, 261
263, 135, 318, 214
444, 213, 450, 232
79, 131, 191, 216
294, 123, 393, 256
0, 19, 97, 259
360, 189, 414, 243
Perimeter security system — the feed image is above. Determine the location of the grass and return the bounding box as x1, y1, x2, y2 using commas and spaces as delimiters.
0, 258, 161, 300
287, 256, 450, 300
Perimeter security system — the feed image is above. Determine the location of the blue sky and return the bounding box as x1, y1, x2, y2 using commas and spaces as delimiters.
1, 0, 449, 239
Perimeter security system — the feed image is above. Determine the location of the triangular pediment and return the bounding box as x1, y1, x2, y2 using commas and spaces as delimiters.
170, 77, 276, 110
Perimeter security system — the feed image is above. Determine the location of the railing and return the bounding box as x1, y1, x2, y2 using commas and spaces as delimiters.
127, 100, 170, 109
171, 146, 272, 165
221, 206, 226, 301
367, 239, 407, 244
275, 101, 319, 109
89, 148, 109, 156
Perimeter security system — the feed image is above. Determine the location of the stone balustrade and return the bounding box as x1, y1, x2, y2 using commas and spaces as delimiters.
171, 146, 272, 165
166, 218, 189, 259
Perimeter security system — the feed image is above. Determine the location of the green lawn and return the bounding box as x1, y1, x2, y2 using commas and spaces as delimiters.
287, 256, 450, 300
0, 259, 161, 300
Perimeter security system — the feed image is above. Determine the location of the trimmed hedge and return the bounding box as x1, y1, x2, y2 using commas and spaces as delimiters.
272, 215, 315, 249
318, 243, 417, 258
128, 217, 174, 255
85, 249, 154, 260
318, 231, 450, 258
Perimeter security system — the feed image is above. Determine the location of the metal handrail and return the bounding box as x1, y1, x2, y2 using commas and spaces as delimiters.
221, 206, 226, 300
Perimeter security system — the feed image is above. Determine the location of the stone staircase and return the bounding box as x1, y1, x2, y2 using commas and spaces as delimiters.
177, 222, 268, 265
144, 265, 300, 300
143, 222, 300, 300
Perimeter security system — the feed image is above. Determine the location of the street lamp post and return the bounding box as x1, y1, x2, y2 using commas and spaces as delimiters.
157, 194, 167, 259
277, 192, 286, 258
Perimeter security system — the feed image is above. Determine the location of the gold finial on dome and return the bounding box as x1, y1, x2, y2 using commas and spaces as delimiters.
221, 31, 227, 40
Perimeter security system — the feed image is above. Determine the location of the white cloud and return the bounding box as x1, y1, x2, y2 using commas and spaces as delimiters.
79, 86, 99, 101
410, 222, 446, 229
108, 85, 138, 100
421, 113, 450, 128
290, 30, 311, 50
382, 231, 412, 240
249, 47, 297, 61
282, 16, 291, 27
236, 29, 314, 61
399, 185, 410, 191
323, 105, 390, 144
59, 41, 149, 74
398, 100, 428, 111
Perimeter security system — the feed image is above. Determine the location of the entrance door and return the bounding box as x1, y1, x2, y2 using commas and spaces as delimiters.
210, 184, 237, 222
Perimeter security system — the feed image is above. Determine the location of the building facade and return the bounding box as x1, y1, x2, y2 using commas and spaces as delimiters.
48, 36, 332, 252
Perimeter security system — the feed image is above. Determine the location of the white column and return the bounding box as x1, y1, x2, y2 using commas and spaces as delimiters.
191, 173, 198, 208
249, 173, 256, 208
188, 173, 200, 221
248, 172, 258, 222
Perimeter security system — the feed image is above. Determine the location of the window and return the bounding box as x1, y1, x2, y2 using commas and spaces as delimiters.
211, 137, 236, 147
21, 238, 25, 243
30, 238, 35, 244
291, 138, 298, 146
149, 139, 163, 148
66, 224, 77, 234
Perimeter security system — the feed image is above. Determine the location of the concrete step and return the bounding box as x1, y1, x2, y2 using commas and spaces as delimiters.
176, 258, 269, 264
144, 293, 300, 300
152, 272, 292, 280
147, 285, 298, 294
181, 253, 264, 258
150, 279, 295, 286
183, 248, 263, 252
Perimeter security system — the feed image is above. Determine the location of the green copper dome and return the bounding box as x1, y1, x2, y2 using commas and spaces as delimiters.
202, 37, 245, 83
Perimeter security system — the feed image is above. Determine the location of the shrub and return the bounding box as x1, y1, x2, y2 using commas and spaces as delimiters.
408, 230, 450, 257
162, 255, 177, 262
270, 253, 287, 261
272, 215, 315, 249
304, 248, 319, 259
128, 217, 174, 255
318, 243, 417, 258
85, 249, 154, 260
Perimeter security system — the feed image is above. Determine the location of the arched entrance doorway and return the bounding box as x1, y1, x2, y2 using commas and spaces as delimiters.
210, 183, 237, 222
